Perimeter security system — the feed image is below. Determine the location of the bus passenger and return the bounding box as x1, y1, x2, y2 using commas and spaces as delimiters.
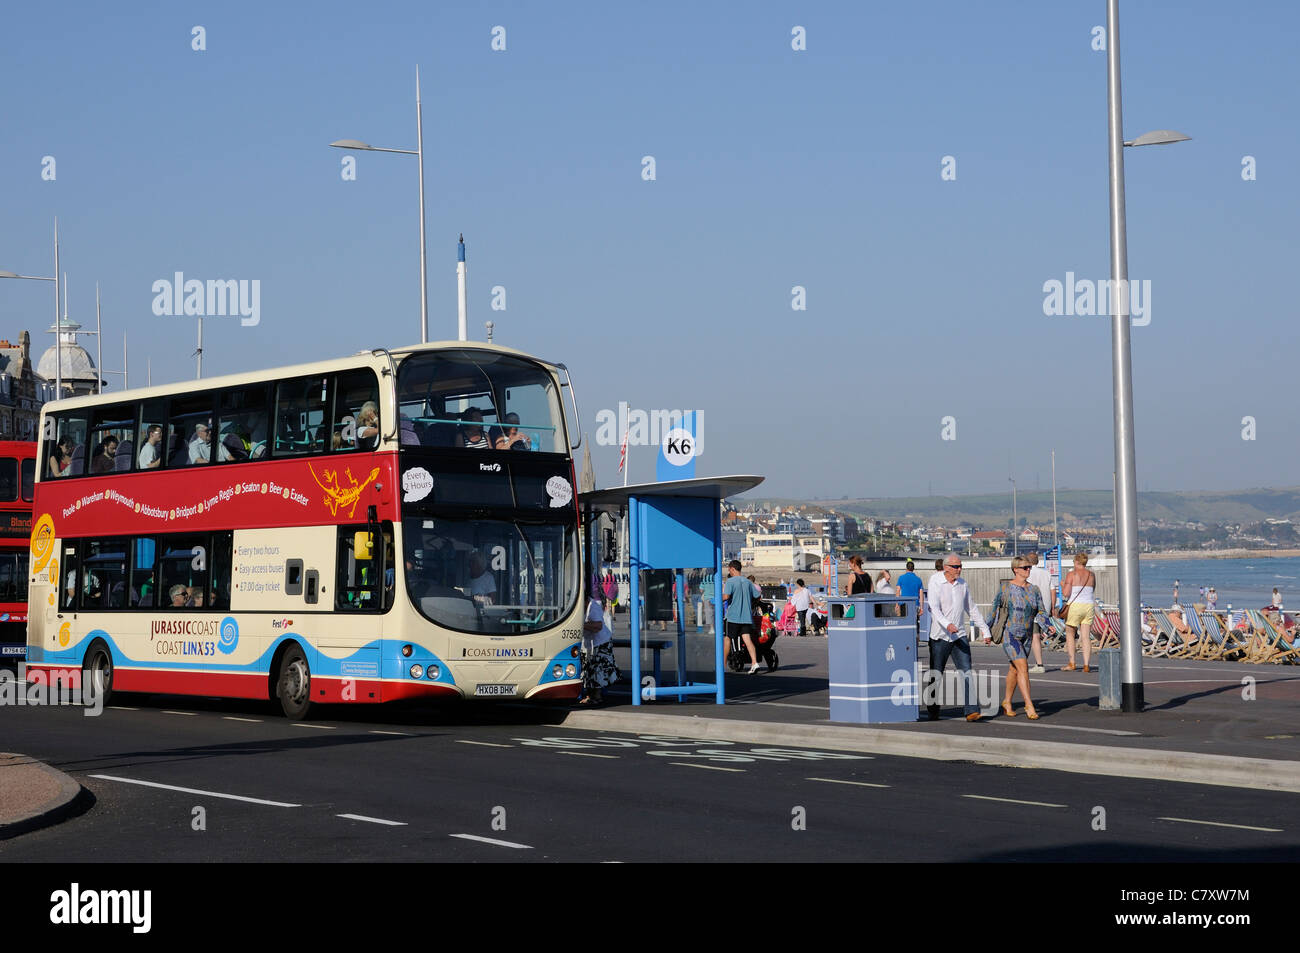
190, 588, 205, 608
355, 401, 379, 451
49, 436, 75, 477
91, 436, 119, 473
493, 413, 529, 451
139, 425, 164, 469
169, 584, 190, 607
456, 408, 490, 449
189, 424, 213, 464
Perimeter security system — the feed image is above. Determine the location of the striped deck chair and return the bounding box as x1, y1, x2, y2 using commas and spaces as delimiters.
1245, 610, 1294, 664
1091, 608, 1120, 649
1165, 608, 1202, 658
1182, 607, 1210, 659
1041, 615, 1066, 651
1145, 611, 1179, 657
1198, 611, 1246, 661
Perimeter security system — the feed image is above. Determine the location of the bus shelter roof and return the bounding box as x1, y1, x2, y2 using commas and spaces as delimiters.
578, 475, 763, 512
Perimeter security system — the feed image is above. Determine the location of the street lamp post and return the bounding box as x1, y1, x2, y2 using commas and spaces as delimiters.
1106, 0, 1191, 712
331, 66, 430, 344
0, 219, 62, 397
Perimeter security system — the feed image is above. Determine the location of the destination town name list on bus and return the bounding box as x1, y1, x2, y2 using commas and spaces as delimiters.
56, 481, 312, 522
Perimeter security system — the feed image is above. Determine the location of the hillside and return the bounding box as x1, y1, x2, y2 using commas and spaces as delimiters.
744, 487, 1300, 527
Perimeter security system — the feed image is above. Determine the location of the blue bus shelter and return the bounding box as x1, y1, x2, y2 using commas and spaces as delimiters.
580, 475, 763, 705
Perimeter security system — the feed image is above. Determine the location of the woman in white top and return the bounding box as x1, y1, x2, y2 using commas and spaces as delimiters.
874, 570, 894, 595
1061, 552, 1097, 672
579, 575, 619, 705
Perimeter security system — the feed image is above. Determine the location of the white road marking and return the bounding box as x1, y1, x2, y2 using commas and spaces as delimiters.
161, 710, 195, 716
369, 730, 413, 736
338, 814, 408, 826
223, 716, 262, 723
808, 777, 890, 789
560, 751, 619, 759
962, 794, 1066, 808
293, 723, 336, 729
990, 721, 1140, 736
1158, 816, 1282, 833
88, 774, 300, 807
450, 833, 533, 849
669, 762, 745, 773
456, 740, 513, 748
108, 706, 138, 711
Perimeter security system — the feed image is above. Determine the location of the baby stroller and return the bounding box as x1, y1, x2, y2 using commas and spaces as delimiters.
727, 599, 785, 672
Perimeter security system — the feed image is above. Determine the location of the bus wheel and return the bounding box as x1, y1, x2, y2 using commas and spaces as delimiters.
82, 642, 114, 709
276, 646, 312, 720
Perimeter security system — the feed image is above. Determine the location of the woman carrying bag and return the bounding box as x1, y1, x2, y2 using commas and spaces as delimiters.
989, 555, 1049, 719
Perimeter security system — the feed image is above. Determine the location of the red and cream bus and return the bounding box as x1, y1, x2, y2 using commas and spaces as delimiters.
0, 440, 36, 666
27, 344, 585, 716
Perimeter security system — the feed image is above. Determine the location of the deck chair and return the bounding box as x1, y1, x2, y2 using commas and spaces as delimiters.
1143, 612, 1174, 657
1163, 608, 1201, 658
1091, 608, 1119, 649
1198, 611, 1246, 661
1182, 607, 1210, 659
1246, 609, 1290, 664
1041, 616, 1066, 651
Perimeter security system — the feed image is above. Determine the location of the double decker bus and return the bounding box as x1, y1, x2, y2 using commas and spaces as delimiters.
0, 441, 36, 666
26, 344, 585, 716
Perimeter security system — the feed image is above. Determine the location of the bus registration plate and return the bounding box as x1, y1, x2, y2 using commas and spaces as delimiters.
475, 684, 517, 697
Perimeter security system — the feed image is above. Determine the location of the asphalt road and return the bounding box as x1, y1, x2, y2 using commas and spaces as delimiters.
2, 697, 1297, 863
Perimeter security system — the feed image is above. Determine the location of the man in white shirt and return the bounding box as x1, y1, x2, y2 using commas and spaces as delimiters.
926, 553, 990, 722
788, 578, 814, 637
1026, 552, 1055, 674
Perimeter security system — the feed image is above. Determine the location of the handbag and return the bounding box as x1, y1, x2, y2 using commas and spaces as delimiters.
990, 581, 1010, 644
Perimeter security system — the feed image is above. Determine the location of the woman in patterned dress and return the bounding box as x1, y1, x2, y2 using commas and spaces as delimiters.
579, 575, 620, 705
991, 555, 1049, 719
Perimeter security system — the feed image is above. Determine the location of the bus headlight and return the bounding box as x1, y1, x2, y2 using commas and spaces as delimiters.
427, 666, 440, 680
565, 664, 577, 678
409, 664, 424, 679
552, 664, 563, 679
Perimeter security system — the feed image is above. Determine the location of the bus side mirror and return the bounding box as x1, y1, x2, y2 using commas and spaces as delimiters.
354, 531, 374, 560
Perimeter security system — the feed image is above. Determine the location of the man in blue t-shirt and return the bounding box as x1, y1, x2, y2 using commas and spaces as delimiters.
896, 559, 924, 605
722, 560, 761, 674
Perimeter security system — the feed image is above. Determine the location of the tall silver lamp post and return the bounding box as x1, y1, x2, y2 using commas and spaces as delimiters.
1106, 0, 1191, 712
331, 66, 430, 344
0, 218, 62, 396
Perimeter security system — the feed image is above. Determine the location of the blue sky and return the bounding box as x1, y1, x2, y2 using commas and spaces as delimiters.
2, 0, 1296, 499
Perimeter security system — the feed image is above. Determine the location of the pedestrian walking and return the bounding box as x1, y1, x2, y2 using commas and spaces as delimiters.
1025, 552, 1054, 674
990, 556, 1047, 719
1060, 552, 1097, 673
579, 576, 619, 706
722, 560, 763, 674
926, 554, 991, 722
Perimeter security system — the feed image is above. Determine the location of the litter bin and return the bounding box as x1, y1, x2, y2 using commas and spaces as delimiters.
828, 595, 920, 723
1097, 647, 1121, 710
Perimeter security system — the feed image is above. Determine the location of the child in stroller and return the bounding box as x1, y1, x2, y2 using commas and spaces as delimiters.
808, 596, 828, 636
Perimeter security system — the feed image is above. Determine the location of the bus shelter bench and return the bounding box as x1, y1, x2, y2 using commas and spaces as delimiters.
611, 638, 673, 687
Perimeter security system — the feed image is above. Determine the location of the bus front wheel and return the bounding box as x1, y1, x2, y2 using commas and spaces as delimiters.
276, 646, 312, 720
82, 642, 114, 709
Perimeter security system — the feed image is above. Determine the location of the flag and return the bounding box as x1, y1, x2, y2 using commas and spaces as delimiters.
618, 426, 628, 473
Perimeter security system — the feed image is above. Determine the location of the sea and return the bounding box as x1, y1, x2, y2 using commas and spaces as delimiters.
1139, 555, 1300, 610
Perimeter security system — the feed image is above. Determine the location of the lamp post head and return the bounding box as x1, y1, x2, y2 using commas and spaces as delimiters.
329, 139, 374, 151
0, 270, 19, 279
1124, 130, 1192, 148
